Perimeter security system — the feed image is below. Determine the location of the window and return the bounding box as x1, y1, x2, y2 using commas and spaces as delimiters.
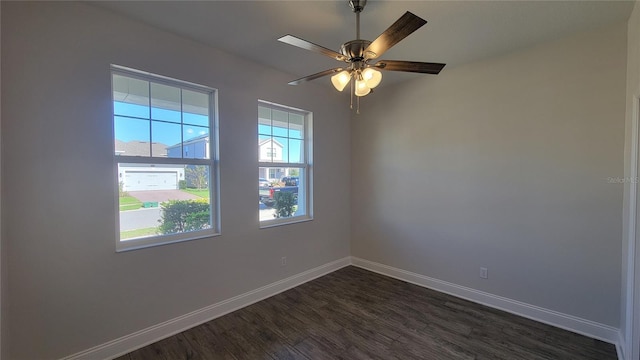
258, 101, 312, 225
112, 65, 220, 251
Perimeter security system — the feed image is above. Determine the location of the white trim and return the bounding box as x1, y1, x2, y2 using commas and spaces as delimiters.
617, 330, 626, 360
351, 257, 620, 345
61, 257, 350, 360
111, 65, 221, 252
257, 101, 313, 228
622, 94, 640, 360
633, 95, 640, 360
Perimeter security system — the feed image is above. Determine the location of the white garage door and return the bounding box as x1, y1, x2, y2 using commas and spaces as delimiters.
124, 171, 178, 191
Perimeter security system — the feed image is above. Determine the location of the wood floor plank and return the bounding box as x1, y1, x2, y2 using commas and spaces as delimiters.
128, 333, 197, 360
181, 324, 238, 360
118, 266, 617, 359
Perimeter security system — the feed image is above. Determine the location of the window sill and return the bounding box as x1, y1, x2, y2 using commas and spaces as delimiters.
260, 215, 313, 229
116, 230, 221, 252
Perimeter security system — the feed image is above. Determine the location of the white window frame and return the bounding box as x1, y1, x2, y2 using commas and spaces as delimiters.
259, 100, 313, 227
112, 65, 221, 251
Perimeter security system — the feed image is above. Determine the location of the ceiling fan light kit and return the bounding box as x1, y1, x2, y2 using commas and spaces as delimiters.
331, 70, 351, 91
278, 0, 445, 113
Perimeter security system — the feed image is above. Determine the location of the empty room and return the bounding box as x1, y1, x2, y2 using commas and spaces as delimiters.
2, 0, 640, 359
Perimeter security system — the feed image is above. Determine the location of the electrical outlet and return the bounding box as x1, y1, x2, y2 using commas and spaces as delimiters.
281, 257, 287, 266
480, 267, 488, 279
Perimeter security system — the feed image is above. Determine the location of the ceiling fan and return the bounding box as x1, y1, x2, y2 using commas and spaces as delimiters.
278, 0, 445, 113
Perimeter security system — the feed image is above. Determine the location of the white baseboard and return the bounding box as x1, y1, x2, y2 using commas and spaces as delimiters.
63, 256, 622, 360
351, 257, 621, 347
617, 330, 626, 360
62, 257, 351, 360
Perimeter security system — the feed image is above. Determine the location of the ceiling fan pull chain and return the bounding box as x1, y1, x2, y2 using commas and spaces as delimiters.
357, 96, 360, 115
350, 78, 354, 110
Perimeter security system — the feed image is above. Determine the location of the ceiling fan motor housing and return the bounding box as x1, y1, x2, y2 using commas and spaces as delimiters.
340, 39, 372, 61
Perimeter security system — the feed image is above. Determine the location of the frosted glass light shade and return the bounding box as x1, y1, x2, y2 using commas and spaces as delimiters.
354, 78, 371, 97
331, 71, 351, 91
362, 68, 382, 88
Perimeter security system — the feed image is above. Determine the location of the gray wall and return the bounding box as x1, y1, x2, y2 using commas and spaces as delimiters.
351, 23, 626, 327
1, 2, 351, 359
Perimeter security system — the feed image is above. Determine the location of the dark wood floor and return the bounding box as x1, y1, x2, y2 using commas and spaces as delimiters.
116, 266, 617, 360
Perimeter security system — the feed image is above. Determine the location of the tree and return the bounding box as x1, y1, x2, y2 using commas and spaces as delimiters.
158, 200, 210, 234
186, 165, 207, 189
289, 168, 299, 177
118, 181, 128, 197
273, 191, 297, 218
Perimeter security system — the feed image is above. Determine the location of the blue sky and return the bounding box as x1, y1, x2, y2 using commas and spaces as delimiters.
115, 101, 303, 161
114, 101, 209, 147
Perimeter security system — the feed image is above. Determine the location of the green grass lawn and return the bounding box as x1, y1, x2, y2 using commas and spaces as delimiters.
119, 196, 143, 211
120, 227, 158, 240
183, 188, 210, 199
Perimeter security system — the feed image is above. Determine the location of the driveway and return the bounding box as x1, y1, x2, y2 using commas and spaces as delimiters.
128, 190, 200, 203
259, 202, 276, 221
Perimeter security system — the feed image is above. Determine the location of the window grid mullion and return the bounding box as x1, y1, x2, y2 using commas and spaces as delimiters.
180, 88, 184, 159
148, 80, 152, 157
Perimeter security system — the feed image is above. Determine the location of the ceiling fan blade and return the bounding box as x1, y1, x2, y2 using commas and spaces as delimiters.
278, 35, 346, 61
364, 12, 427, 60
374, 60, 445, 74
288, 68, 344, 85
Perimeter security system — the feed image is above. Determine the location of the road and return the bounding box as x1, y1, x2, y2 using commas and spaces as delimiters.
120, 208, 162, 231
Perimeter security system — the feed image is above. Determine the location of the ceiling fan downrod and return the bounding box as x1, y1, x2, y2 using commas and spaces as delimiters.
349, 0, 366, 40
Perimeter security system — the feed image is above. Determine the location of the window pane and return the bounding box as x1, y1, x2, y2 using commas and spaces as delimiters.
258, 105, 271, 119
258, 122, 272, 136
272, 109, 288, 137
289, 139, 304, 163
183, 112, 209, 127
258, 106, 272, 136
289, 113, 304, 139
152, 121, 180, 158
114, 116, 150, 157
259, 136, 276, 162
273, 136, 289, 162
183, 125, 208, 141
118, 163, 211, 240
113, 75, 149, 118
114, 102, 150, 119
151, 83, 181, 123
259, 167, 304, 221
182, 125, 209, 159
183, 90, 209, 127
259, 135, 273, 162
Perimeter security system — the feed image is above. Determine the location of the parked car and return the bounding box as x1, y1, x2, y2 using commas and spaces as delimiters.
260, 177, 298, 207
259, 178, 270, 187
280, 176, 299, 186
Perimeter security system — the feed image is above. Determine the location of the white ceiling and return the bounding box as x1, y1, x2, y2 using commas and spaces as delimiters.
95, 0, 634, 85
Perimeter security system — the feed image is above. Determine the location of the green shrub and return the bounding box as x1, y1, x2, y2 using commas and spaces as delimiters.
158, 199, 210, 234
273, 191, 297, 218
178, 180, 187, 190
